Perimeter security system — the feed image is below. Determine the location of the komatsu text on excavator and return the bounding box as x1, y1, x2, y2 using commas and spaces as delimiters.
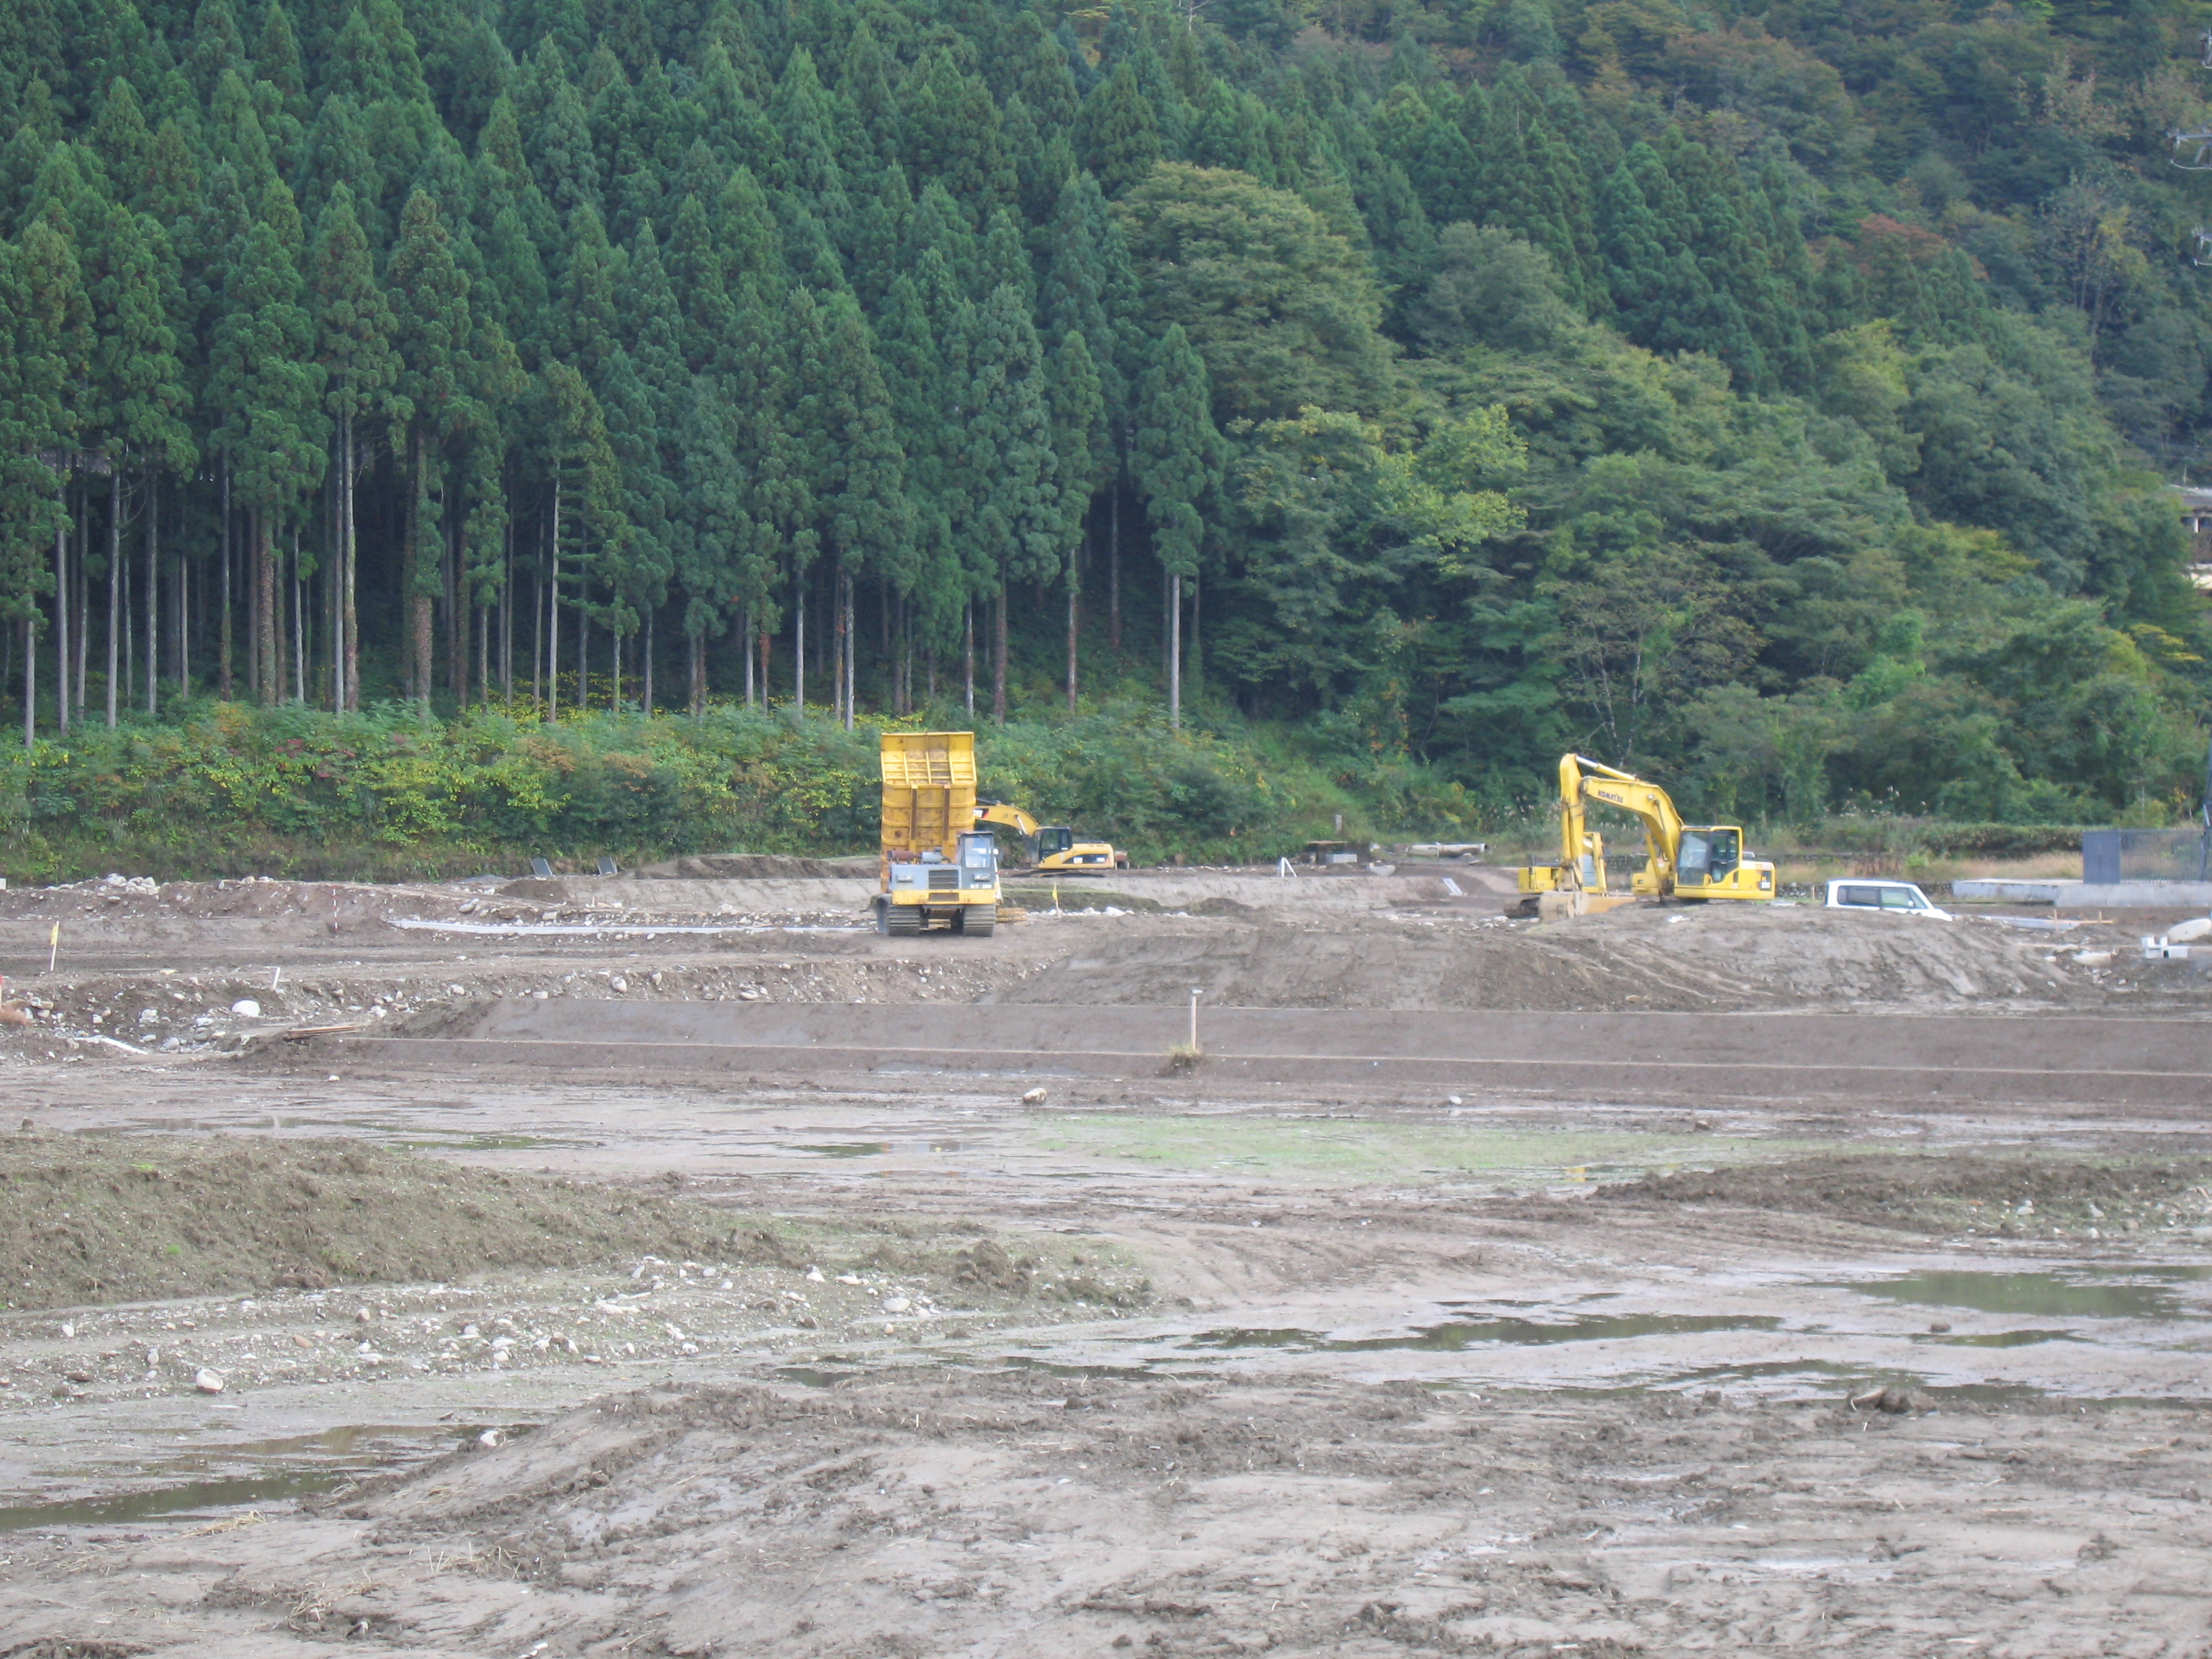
1518, 754, 1774, 913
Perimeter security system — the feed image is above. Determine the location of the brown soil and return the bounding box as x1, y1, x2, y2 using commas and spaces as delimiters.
1009, 903, 2167, 1013
0, 1134, 759, 1308
22, 1365, 2198, 1658
1604, 1152, 2212, 1236
0, 868, 2209, 1655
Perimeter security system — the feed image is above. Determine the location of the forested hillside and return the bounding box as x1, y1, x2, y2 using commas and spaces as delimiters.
1, 0, 2209, 828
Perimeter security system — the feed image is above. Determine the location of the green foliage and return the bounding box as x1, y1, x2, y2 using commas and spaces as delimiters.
0, 699, 1445, 878
1116, 163, 1391, 423
0, 0, 2205, 837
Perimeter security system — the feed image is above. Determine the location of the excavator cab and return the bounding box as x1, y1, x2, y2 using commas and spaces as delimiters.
1674, 824, 1770, 899
1034, 825, 1076, 862
1678, 829, 1735, 884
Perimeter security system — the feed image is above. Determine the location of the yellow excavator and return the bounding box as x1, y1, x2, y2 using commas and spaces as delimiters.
974, 801, 1128, 873
1518, 755, 1773, 913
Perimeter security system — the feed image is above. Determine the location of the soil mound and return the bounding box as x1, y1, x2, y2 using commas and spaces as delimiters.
1011, 904, 2135, 1012
634, 853, 878, 879
1602, 1153, 2212, 1235
0, 1133, 757, 1308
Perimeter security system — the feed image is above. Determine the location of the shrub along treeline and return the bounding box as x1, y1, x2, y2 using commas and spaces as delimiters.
0, 700, 1395, 881
0, 0, 2208, 825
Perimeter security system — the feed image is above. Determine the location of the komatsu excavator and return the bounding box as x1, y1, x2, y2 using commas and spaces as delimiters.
974, 801, 1128, 873
1518, 755, 1773, 913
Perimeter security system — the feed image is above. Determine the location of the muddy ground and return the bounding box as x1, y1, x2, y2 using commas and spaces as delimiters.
0, 866, 2208, 1656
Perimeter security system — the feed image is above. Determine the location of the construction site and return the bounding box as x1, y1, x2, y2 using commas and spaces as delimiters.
0, 745, 2208, 1656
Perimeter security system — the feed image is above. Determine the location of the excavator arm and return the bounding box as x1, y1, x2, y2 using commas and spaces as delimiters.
975, 802, 1041, 837
1565, 755, 1686, 894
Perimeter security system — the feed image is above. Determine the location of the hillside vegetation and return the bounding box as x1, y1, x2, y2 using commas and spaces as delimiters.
0, 0, 2208, 839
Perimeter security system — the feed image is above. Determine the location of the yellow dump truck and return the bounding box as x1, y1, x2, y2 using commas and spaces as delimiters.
877, 731, 1002, 936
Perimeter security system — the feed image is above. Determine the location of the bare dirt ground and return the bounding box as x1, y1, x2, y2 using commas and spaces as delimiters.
0, 865, 2208, 1656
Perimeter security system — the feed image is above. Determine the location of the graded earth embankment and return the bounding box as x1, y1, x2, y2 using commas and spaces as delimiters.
351, 999, 2212, 1107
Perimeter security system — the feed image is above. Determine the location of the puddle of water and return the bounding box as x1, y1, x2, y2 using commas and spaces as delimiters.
0, 1424, 489, 1532
1843, 1271, 2208, 1321
786, 1141, 974, 1159
0, 1470, 351, 1529
1186, 1313, 1784, 1353
773, 1367, 850, 1387
1918, 1328, 2080, 1349
998, 1355, 1165, 1381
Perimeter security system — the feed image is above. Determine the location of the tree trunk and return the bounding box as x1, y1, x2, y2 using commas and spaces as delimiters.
176, 530, 190, 696
120, 516, 132, 710
255, 508, 279, 704
546, 479, 561, 719
742, 603, 754, 707
446, 500, 464, 708
293, 526, 306, 703
144, 472, 159, 716
1067, 526, 1082, 713
794, 578, 806, 713
106, 469, 121, 728
407, 425, 433, 709
21, 619, 33, 749
992, 586, 1007, 723
963, 604, 974, 715
501, 511, 514, 702
341, 416, 359, 711
247, 503, 261, 703
830, 554, 845, 725
1169, 571, 1182, 732
644, 612, 654, 714
218, 459, 233, 699
53, 507, 68, 734
1108, 476, 1122, 653
75, 493, 89, 718
1190, 572, 1200, 706
842, 570, 855, 731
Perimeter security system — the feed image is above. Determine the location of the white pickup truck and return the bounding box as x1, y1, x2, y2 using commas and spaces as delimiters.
1824, 878, 1952, 919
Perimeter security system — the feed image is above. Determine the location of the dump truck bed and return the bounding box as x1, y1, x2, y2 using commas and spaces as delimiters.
879, 732, 976, 861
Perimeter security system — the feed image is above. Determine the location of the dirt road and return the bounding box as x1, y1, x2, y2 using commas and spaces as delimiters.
0, 868, 2207, 1656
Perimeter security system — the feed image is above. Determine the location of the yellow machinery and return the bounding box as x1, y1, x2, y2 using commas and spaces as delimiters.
974, 801, 1128, 873
1518, 754, 1774, 909
878, 732, 1002, 936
